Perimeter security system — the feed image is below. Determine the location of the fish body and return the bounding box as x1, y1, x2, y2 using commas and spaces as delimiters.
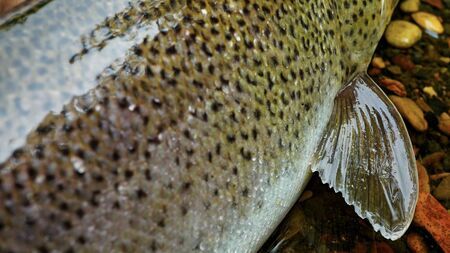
0, 0, 417, 252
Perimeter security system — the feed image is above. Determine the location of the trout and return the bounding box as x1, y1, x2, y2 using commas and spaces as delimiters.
0, 0, 418, 252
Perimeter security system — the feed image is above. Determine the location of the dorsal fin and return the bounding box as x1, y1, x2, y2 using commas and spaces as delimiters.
310, 73, 418, 240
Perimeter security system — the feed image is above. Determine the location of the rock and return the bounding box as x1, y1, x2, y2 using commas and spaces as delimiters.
438, 112, 450, 135
368, 68, 382, 76
423, 0, 444, 9
433, 176, 450, 200
400, 0, 420, 12
0, 0, 26, 15
421, 151, 445, 167
430, 173, 450, 180
423, 86, 437, 97
371, 57, 386, 68
440, 57, 450, 64
370, 242, 394, 253
406, 233, 428, 253
414, 193, 450, 253
352, 242, 367, 253
379, 77, 407, 96
389, 96, 428, 131
412, 12, 444, 34
385, 20, 422, 48
392, 54, 415, 71
387, 65, 402, 75
417, 162, 430, 194
415, 98, 432, 113
298, 190, 313, 202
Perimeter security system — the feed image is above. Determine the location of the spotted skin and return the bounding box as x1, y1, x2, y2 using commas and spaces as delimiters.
0, 0, 396, 252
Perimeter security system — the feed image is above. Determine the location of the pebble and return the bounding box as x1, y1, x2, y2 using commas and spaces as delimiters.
389, 95, 428, 131
423, 86, 437, 97
380, 77, 407, 96
421, 151, 445, 167
387, 65, 402, 75
433, 176, 450, 200
412, 12, 444, 34
415, 98, 433, 112
438, 112, 450, 135
417, 163, 430, 194
298, 190, 313, 202
392, 54, 415, 71
400, 0, 420, 12
371, 57, 386, 68
440, 57, 450, 64
385, 20, 422, 48
370, 242, 394, 253
368, 67, 382, 76
407, 233, 428, 253
423, 0, 444, 9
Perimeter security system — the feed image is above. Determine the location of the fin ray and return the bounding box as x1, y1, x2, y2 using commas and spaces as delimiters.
310, 73, 418, 240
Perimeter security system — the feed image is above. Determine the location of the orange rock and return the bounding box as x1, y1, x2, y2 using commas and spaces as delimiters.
298, 190, 313, 202
424, 0, 444, 9
429, 172, 450, 181
368, 68, 382, 76
0, 0, 26, 14
421, 151, 445, 167
413, 193, 450, 252
392, 54, 415, 71
438, 113, 450, 136
352, 242, 367, 253
417, 162, 430, 194
413, 146, 420, 156
406, 233, 428, 253
415, 98, 433, 113
370, 242, 394, 253
380, 77, 407, 97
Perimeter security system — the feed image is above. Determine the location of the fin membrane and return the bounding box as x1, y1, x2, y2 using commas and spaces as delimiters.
310, 73, 418, 240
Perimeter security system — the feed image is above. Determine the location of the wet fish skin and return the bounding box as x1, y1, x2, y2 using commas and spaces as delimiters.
0, 0, 397, 252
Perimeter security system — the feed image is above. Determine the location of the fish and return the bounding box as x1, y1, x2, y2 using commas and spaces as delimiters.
0, 0, 418, 252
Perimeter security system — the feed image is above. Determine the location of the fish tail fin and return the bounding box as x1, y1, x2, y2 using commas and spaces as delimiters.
309, 72, 418, 240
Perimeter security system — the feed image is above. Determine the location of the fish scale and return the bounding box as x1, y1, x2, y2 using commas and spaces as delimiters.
0, 0, 410, 252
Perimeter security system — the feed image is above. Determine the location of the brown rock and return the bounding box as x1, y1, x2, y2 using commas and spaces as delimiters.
415, 98, 432, 113
389, 96, 428, 131
370, 242, 394, 253
413, 193, 450, 252
352, 242, 367, 253
421, 151, 445, 167
368, 68, 382, 76
406, 233, 428, 253
423, 0, 444, 9
417, 162, 430, 194
392, 54, 415, 71
433, 176, 450, 200
0, 0, 26, 15
438, 112, 450, 135
380, 77, 407, 96
298, 190, 313, 202
430, 172, 450, 180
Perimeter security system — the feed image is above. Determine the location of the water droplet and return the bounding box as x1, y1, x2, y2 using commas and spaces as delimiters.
73, 91, 96, 113
71, 157, 86, 174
